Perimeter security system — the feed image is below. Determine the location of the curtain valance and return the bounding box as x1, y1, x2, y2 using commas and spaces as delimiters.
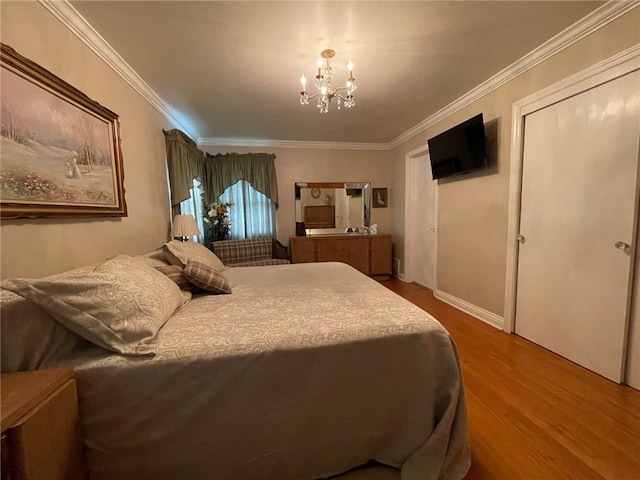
204, 153, 279, 209
164, 130, 278, 211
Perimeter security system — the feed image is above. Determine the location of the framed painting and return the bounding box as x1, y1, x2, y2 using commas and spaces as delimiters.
0, 43, 127, 218
372, 188, 388, 208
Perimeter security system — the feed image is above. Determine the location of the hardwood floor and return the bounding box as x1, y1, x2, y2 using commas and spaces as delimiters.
380, 278, 640, 480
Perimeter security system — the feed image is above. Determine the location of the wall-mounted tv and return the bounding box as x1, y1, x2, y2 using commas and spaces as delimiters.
427, 113, 488, 180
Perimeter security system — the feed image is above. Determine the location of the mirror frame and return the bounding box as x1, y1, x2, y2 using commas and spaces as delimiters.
295, 182, 371, 235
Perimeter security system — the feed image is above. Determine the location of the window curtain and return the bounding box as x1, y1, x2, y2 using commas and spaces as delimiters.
202, 153, 279, 209
163, 129, 204, 216
219, 180, 276, 239
164, 133, 279, 243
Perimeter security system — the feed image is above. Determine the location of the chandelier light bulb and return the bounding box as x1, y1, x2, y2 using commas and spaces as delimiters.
299, 49, 357, 113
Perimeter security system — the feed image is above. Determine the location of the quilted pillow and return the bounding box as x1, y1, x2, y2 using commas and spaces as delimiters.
163, 240, 226, 272
183, 260, 232, 294
1, 255, 188, 356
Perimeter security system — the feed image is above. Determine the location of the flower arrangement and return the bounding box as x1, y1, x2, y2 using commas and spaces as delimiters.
204, 202, 234, 241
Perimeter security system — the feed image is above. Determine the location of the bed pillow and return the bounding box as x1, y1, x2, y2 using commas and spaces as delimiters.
163, 240, 226, 272
1, 255, 188, 356
155, 265, 202, 293
135, 248, 172, 268
183, 260, 232, 294
0, 288, 93, 373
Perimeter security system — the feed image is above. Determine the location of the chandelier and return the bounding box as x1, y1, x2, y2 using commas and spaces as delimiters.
299, 49, 357, 113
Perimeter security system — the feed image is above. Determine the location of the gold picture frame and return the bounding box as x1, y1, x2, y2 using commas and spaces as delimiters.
0, 43, 127, 219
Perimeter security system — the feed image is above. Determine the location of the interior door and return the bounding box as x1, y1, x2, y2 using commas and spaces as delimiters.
626, 257, 640, 390
412, 152, 437, 290
515, 70, 640, 383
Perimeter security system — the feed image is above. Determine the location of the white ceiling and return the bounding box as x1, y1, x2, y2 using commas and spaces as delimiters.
69, 1, 605, 145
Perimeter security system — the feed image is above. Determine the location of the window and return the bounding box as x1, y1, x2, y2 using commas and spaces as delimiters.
179, 179, 205, 243
219, 180, 276, 239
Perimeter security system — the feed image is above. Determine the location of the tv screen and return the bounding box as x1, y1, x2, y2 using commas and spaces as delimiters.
427, 113, 488, 180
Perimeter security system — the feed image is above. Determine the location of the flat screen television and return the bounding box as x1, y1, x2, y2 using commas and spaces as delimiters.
427, 113, 488, 180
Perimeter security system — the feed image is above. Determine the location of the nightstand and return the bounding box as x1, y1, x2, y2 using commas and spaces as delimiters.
1, 368, 86, 480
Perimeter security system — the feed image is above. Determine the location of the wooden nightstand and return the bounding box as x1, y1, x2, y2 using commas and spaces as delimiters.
1, 368, 86, 480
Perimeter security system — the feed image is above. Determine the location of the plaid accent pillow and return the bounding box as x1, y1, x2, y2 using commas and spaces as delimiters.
212, 239, 272, 265
154, 265, 201, 293
183, 260, 232, 294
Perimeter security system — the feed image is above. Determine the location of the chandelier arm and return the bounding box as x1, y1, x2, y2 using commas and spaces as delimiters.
306, 92, 321, 100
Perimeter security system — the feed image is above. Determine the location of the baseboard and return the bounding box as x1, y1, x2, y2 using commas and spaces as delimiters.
434, 290, 504, 330
397, 273, 406, 282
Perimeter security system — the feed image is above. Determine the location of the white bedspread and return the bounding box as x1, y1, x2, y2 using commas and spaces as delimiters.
63, 262, 470, 480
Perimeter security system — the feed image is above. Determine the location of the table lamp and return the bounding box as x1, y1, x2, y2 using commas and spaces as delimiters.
170, 214, 201, 241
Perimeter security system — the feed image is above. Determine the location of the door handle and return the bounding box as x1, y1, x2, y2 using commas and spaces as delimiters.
614, 241, 630, 250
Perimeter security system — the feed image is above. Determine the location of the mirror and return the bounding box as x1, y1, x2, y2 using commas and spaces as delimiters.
295, 182, 371, 235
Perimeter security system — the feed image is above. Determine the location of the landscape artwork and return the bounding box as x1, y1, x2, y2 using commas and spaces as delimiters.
0, 44, 127, 218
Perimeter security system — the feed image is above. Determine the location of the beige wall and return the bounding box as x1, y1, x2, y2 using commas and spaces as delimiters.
200, 146, 392, 246
0, 2, 173, 280
390, 9, 640, 317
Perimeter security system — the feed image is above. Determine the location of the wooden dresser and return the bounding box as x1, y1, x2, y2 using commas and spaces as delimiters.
290, 233, 392, 277
1, 368, 86, 480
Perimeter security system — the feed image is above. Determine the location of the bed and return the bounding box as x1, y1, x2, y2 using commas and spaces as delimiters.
1, 246, 470, 480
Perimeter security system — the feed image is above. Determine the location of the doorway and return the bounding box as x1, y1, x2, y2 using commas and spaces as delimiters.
404, 145, 437, 290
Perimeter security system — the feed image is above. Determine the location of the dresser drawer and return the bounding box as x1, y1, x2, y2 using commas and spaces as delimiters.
317, 238, 350, 263
290, 237, 317, 263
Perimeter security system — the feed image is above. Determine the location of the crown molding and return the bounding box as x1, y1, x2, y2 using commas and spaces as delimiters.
40, 0, 636, 151
197, 137, 390, 151
39, 0, 199, 140
387, 0, 639, 150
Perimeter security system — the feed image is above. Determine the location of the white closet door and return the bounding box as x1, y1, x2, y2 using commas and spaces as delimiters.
627, 260, 640, 389
412, 152, 437, 290
516, 70, 640, 383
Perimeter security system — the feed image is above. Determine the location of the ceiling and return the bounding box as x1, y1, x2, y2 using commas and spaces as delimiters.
69, 1, 605, 145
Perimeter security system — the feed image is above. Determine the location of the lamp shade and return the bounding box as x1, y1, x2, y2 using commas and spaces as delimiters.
170, 214, 201, 238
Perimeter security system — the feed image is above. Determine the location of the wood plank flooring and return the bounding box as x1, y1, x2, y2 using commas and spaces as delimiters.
380, 278, 640, 480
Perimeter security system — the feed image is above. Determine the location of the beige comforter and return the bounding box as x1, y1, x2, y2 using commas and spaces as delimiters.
63, 262, 470, 480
